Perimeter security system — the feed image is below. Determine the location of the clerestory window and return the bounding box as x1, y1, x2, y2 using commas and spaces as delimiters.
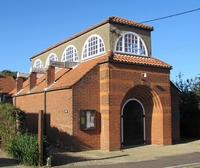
33, 59, 43, 68
115, 32, 148, 56
45, 53, 58, 68
82, 34, 105, 60
62, 45, 79, 62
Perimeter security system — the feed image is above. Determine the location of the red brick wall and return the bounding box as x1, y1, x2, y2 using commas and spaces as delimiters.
46, 89, 73, 149
13, 61, 178, 151
99, 61, 173, 150
15, 93, 44, 133
14, 88, 73, 149
100, 63, 121, 151
72, 66, 101, 151
171, 83, 180, 143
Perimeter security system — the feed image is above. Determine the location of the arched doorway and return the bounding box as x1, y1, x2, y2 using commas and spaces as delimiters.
121, 99, 145, 146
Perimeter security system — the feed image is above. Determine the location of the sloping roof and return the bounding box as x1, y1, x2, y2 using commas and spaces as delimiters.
50, 53, 110, 89
0, 76, 15, 93
30, 16, 153, 59
113, 54, 172, 69
12, 51, 172, 96
109, 16, 153, 30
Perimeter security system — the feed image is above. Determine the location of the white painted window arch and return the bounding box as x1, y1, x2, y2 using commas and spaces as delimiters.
82, 34, 105, 60
61, 45, 79, 62
115, 32, 148, 56
45, 53, 58, 68
33, 59, 43, 68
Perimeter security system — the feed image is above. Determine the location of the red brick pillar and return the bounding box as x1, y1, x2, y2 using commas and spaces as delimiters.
29, 72, 37, 91
162, 90, 172, 145
16, 77, 24, 92
151, 84, 172, 145
100, 63, 121, 151
100, 63, 109, 150
46, 66, 55, 87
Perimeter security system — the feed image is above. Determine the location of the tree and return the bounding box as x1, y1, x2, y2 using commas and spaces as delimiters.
0, 70, 17, 79
0, 103, 27, 149
174, 72, 200, 116
173, 72, 200, 137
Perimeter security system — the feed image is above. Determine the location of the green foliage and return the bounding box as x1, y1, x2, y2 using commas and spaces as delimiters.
173, 72, 200, 137
7, 133, 39, 166
0, 103, 27, 148
0, 103, 50, 166
7, 133, 49, 166
0, 69, 17, 79
173, 72, 200, 117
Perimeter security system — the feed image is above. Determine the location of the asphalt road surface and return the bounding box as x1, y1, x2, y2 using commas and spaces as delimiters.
0, 138, 200, 168
62, 152, 200, 168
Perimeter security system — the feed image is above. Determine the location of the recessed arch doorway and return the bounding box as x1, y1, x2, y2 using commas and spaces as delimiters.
121, 98, 145, 146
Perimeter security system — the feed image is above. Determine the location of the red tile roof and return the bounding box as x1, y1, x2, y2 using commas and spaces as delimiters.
109, 16, 153, 30
0, 76, 15, 93
50, 52, 111, 89
12, 51, 171, 96
31, 16, 153, 59
113, 54, 172, 69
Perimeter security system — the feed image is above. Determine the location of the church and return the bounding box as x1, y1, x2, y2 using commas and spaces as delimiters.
10, 16, 180, 151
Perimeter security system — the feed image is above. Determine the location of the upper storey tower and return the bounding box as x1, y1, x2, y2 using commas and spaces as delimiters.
30, 16, 153, 70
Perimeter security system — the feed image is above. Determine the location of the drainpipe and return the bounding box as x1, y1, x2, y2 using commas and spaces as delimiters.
14, 96, 16, 106
44, 90, 47, 136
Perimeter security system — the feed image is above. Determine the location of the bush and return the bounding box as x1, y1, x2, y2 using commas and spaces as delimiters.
7, 133, 49, 166
8, 133, 38, 166
0, 103, 49, 166
0, 103, 27, 148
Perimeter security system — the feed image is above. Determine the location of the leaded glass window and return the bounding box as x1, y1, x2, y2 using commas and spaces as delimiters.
116, 32, 148, 56
45, 53, 58, 67
82, 35, 105, 60
62, 45, 79, 62
33, 59, 43, 68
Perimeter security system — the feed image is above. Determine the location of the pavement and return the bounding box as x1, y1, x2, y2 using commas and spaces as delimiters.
0, 138, 200, 168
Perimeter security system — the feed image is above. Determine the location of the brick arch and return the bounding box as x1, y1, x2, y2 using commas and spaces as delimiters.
121, 85, 163, 145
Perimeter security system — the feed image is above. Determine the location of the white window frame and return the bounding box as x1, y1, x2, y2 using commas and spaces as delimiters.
82, 34, 105, 60
61, 45, 79, 62
115, 32, 148, 56
33, 59, 43, 68
45, 53, 58, 68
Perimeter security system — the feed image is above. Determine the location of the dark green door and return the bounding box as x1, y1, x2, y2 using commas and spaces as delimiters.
123, 100, 144, 146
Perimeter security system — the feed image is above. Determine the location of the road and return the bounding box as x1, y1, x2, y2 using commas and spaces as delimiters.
60, 152, 200, 168
0, 138, 200, 168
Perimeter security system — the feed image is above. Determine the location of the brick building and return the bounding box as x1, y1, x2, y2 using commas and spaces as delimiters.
0, 75, 15, 103
9, 16, 180, 151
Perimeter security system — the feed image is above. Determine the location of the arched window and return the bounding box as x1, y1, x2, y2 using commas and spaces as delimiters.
82, 34, 105, 60
45, 53, 58, 67
62, 45, 79, 62
115, 32, 148, 56
33, 59, 43, 68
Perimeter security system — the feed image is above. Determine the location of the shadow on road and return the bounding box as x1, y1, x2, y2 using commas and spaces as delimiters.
175, 137, 200, 144
50, 152, 88, 166
0, 158, 18, 167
